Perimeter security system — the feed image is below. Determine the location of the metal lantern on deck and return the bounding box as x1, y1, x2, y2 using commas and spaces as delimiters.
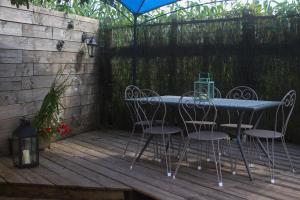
194, 73, 214, 100
12, 119, 39, 168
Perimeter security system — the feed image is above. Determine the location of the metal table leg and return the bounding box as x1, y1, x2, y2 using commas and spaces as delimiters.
236, 111, 253, 180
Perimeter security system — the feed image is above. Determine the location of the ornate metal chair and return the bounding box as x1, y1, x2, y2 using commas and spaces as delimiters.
220, 86, 258, 130
190, 87, 222, 162
123, 85, 143, 157
244, 90, 296, 183
173, 91, 232, 187
219, 86, 259, 169
130, 89, 184, 176
123, 85, 163, 157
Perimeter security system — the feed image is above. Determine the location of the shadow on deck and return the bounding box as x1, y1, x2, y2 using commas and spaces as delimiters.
1, 129, 300, 200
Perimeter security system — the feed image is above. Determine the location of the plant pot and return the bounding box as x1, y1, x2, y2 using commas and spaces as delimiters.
38, 135, 51, 151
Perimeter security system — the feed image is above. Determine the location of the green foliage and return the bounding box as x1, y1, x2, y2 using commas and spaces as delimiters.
32, 68, 71, 138
10, 0, 30, 8
10, 0, 300, 27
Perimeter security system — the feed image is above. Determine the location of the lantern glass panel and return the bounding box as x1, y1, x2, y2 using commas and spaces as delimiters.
30, 138, 37, 163
22, 138, 31, 165
194, 82, 214, 100
88, 45, 95, 57
194, 73, 215, 100
12, 135, 20, 166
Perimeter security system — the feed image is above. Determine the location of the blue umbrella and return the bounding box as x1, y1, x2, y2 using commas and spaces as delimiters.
118, 0, 179, 15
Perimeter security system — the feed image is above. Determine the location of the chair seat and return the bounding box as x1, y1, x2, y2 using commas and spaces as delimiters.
144, 126, 182, 135
135, 121, 149, 126
186, 121, 216, 126
244, 129, 283, 139
189, 131, 229, 141
220, 123, 253, 129
135, 120, 163, 126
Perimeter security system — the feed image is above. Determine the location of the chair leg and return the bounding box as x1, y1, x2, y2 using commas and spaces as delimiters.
247, 136, 256, 168
168, 134, 172, 176
227, 137, 236, 175
162, 133, 171, 177
153, 137, 160, 162
232, 138, 238, 174
252, 137, 263, 160
197, 141, 202, 170
281, 137, 295, 173
266, 138, 275, 184
212, 140, 223, 187
123, 124, 137, 157
206, 142, 211, 162
217, 140, 223, 186
178, 131, 189, 165
130, 132, 145, 170
271, 138, 275, 184
173, 139, 189, 179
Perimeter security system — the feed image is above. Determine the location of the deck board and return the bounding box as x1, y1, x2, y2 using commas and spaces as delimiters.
72, 131, 300, 200
51, 142, 186, 200
64, 137, 246, 200
0, 158, 51, 185
1, 129, 300, 200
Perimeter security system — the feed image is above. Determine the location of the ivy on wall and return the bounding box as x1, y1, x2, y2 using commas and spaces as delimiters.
10, 0, 30, 8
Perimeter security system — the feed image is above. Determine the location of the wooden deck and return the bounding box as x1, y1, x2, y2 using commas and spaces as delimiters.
1, 129, 300, 200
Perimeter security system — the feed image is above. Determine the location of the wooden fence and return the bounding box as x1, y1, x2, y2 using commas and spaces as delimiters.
99, 13, 300, 143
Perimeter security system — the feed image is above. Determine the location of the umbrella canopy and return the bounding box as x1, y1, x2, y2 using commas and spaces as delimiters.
118, 0, 179, 15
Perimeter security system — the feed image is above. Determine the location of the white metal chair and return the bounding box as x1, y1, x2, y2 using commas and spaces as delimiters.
220, 86, 258, 130
219, 86, 259, 169
123, 85, 144, 157
123, 85, 164, 157
130, 89, 184, 176
244, 90, 296, 184
173, 91, 232, 187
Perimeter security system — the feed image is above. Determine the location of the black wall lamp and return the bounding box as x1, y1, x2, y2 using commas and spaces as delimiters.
81, 32, 98, 57
56, 40, 64, 51
67, 20, 74, 29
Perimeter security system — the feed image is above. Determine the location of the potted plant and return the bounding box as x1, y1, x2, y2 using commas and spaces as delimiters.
32, 68, 72, 150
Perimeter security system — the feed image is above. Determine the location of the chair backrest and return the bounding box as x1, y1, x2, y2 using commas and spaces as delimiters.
226, 86, 258, 100
225, 86, 258, 124
125, 85, 141, 100
135, 89, 167, 132
124, 85, 142, 124
179, 91, 217, 137
214, 87, 222, 98
275, 90, 296, 136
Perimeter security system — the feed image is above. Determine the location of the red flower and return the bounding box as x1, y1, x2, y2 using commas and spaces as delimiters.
57, 122, 71, 138
46, 127, 52, 133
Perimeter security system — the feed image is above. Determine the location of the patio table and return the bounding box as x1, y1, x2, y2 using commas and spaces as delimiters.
128, 96, 281, 180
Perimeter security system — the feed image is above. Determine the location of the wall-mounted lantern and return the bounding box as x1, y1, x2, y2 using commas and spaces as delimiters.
81, 32, 98, 57
67, 20, 74, 29
56, 40, 64, 51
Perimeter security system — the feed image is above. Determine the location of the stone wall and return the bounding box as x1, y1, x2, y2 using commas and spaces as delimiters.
0, 0, 100, 155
